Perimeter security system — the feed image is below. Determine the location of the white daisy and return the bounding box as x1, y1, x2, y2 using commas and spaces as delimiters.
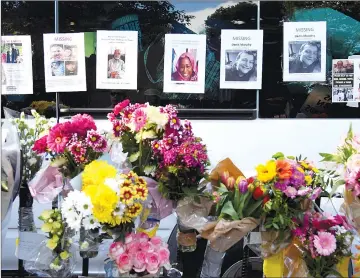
82, 216, 100, 230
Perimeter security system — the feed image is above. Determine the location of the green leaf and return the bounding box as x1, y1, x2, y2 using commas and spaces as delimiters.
279, 214, 284, 225
272, 152, 284, 160
143, 165, 156, 175
319, 153, 336, 162
218, 183, 229, 193
286, 156, 295, 160
243, 199, 263, 217
273, 223, 279, 229
233, 185, 240, 214
129, 151, 140, 163
221, 201, 239, 220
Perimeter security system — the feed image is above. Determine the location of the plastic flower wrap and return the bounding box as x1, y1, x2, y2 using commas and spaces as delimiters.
320, 125, 360, 230
289, 212, 354, 277
105, 232, 170, 277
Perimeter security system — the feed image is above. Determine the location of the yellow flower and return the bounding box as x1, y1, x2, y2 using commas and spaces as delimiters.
41, 223, 53, 233
46, 239, 58, 250
109, 214, 132, 226
305, 176, 313, 185
60, 251, 70, 260
312, 167, 319, 173
39, 210, 53, 221
120, 187, 137, 205
300, 161, 310, 169
297, 167, 305, 173
134, 185, 148, 201
52, 235, 59, 242
82, 161, 117, 189
83, 184, 118, 224
126, 203, 143, 218
256, 161, 277, 183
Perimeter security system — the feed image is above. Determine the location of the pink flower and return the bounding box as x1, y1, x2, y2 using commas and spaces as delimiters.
114, 99, 130, 116
33, 135, 48, 154
283, 186, 297, 199
146, 252, 160, 274
158, 247, 170, 265
136, 232, 149, 243
313, 232, 337, 256
133, 109, 147, 131
182, 119, 193, 137
69, 141, 86, 157
133, 251, 147, 273
116, 253, 133, 273
71, 114, 97, 137
109, 242, 125, 260
125, 233, 134, 244
112, 120, 122, 137
140, 241, 153, 253
126, 242, 141, 255
310, 187, 322, 200
47, 125, 69, 153
150, 236, 163, 250
297, 187, 312, 196
169, 117, 181, 130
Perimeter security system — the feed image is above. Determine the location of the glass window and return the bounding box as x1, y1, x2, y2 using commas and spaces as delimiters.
1, 1, 56, 118
260, 1, 360, 118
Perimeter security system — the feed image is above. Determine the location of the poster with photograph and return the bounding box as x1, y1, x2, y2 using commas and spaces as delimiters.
163, 34, 206, 94
43, 33, 86, 92
347, 56, 360, 105
283, 22, 326, 82
220, 30, 263, 89
1, 35, 33, 94
332, 59, 357, 103
96, 30, 138, 90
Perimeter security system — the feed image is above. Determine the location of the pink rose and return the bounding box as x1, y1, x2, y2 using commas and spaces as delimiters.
126, 241, 141, 255
109, 242, 125, 260
116, 253, 133, 274
136, 232, 149, 243
133, 251, 147, 273
146, 252, 160, 274
158, 247, 170, 265
150, 236, 163, 249
140, 241, 154, 253
125, 233, 134, 244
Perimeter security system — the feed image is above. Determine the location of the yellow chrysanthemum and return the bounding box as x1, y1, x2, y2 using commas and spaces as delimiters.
256, 161, 277, 183
134, 185, 148, 201
120, 187, 137, 205
83, 184, 118, 224
109, 214, 133, 226
126, 203, 143, 218
82, 161, 117, 189
305, 175, 313, 185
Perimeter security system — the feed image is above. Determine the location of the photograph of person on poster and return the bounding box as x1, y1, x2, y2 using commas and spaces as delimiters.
225, 50, 257, 82
65, 61, 78, 76
289, 41, 321, 74
171, 51, 198, 82
108, 48, 125, 79
50, 44, 64, 61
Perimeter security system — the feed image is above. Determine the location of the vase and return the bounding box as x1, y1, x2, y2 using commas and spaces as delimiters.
79, 227, 99, 258
176, 217, 197, 253
200, 241, 226, 278
104, 260, 160, 277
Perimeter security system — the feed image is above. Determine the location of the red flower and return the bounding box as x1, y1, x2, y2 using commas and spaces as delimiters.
262, 195, 270, 205
253, 187, 264, 200
247, 177, 255, 184
33, 135, 48, 154
114, 99, 130, 115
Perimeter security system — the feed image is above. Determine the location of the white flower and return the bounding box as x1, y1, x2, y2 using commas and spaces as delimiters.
113, 203, 126, 217
346, 154, 360, 173
80, 241, 89, 250
82, 216, 100, 230
66, 216, 81, 232
142, 130, 157, 140
144, 106, 168, 129
104, 178, 120, 194
20, 139, 26, 145
28, 157, 37, 166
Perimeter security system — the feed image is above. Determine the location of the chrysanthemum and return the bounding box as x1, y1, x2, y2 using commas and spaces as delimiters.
126, 203, 143, 218
135, 185, 148, 201
133, 109, 147, 132
74, 155, 87, 164
120, 187, 137, 205
112, 120, 122, 137
313, 232, 337, 256
256, 161, 277, 183
82, 160, 117, 189
86, 130, 102, 146
69, 141, 86, 157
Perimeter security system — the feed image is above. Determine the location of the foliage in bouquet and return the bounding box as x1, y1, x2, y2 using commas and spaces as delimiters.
38, 209, 72, 271
11, 110, 53, 183
320, 125, 360, 197
255, 153, 326, 231
292, 212, 354, 277
108, 232, 170, 275
211, 171, 267, 220
61, 160, 148, 242
33, 114, 107, 179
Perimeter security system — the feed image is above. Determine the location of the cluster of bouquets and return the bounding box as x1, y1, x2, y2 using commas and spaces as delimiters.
108, 100, 209, 251
320, 125, 360, 231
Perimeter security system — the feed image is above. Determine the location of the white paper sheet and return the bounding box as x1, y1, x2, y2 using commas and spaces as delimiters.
332, 59, 359, 103
96, 30, 138, 90
163, 34, 206, 94
220, 30, 263, 89
43, 33, 86, 92
346, 55, 360, 106
1, 35, 33, 94
283, 21, 326, 82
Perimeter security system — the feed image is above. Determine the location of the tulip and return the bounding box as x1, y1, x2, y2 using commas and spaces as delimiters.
220, 171, 230, 185
226, 176, 235, 190
236, 176, 248, 193
262, 195, 270, 205
253, 186, 264, 200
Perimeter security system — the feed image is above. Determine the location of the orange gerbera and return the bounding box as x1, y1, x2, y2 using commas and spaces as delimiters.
276, 160, 292, 180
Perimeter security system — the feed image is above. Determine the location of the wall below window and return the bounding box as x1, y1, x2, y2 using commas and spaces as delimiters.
3, 118, 360, 273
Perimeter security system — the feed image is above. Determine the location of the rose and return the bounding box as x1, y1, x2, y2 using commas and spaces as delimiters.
109, 242, 125, 260
126, 241, 141, 255
146, 252, 160, 274
140, 241, 154, 253
125, 233, 134, 245
133, 251, 147, 273
158, 247, 170, 265
136, 232, 149, 243
116, 253, 133, 274
150, 236, 163, 250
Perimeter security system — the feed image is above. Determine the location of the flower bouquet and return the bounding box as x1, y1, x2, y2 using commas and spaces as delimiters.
320, 125, 360, 230
105, 233, 170, 277
255, 153, 327, 277
290, 212, 354, 277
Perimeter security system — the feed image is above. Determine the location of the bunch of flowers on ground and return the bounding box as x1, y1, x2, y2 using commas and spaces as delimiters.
255, 153, 325, 231
38, 209, 72, 271
108, 232, 170, 276
33, 114, 107, 178
61, 160, 148, 241
292, 212, 353, 277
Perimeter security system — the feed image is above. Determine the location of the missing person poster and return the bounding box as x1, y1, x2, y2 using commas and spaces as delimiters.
283, 21, 326, 82
1, 35, 33, 95
96, 30, 138, 90
163, 34, 206, 94
43, 33, 86, 92
220, 30, 263, 89
332, 59, 357, 103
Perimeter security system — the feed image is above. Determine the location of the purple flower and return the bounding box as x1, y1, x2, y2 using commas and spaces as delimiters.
238, 179, 248, 194
284, 186, 297, 199
297, 187, 312, 196
169, 117, 181, 130
310, 187, 322, 200
275, 179, 290, 191
290, 170, 305, 189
